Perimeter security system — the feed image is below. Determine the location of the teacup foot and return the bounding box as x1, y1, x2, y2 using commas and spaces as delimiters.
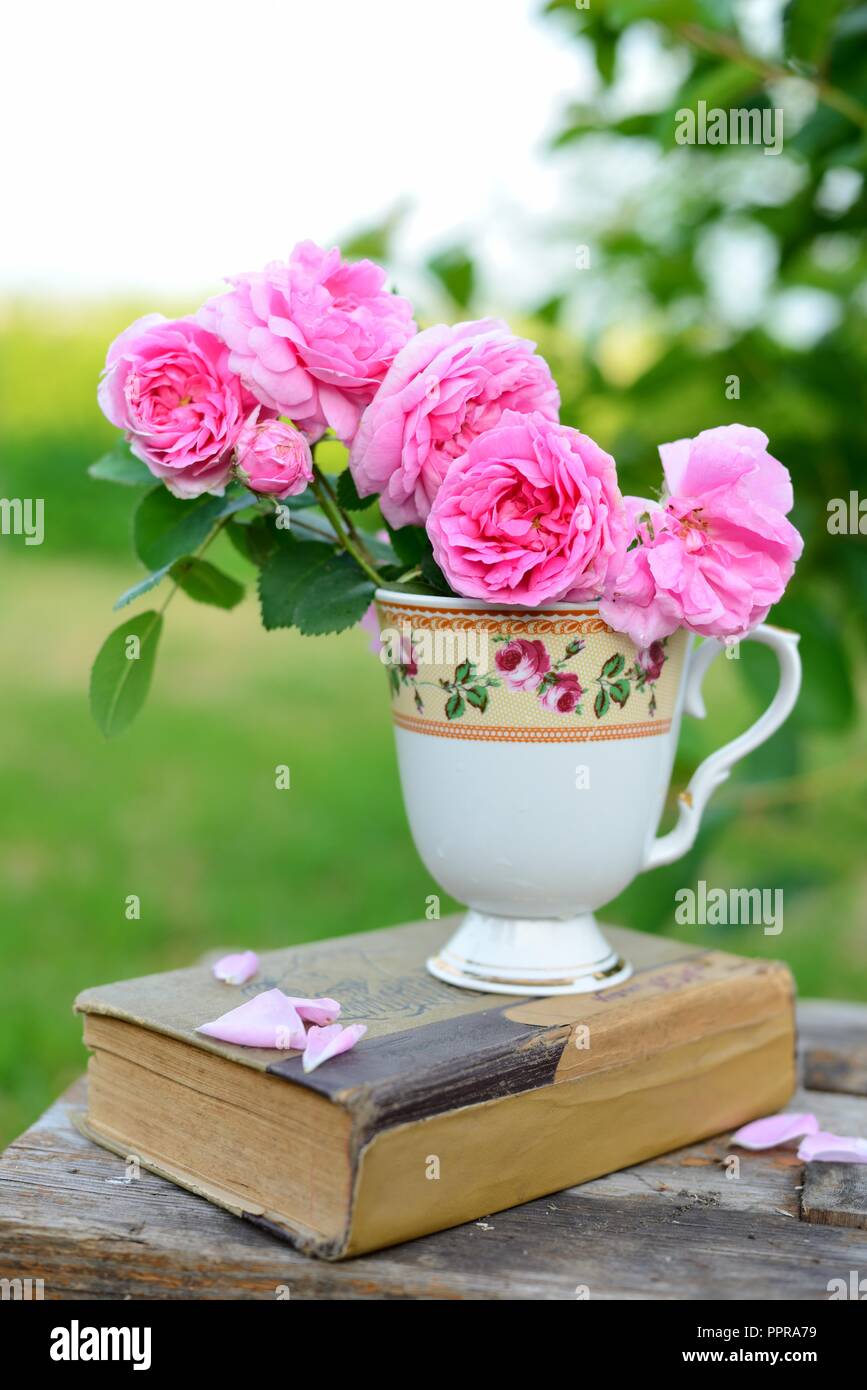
426, 910, 633, 996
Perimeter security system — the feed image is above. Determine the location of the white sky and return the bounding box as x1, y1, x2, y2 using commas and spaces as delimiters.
2, 0, 585, 299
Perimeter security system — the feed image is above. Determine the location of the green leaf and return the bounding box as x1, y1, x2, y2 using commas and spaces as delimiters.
608, 0, 708, 24
342, 205, 406, 262
657, 62, 763, 149
376, 576, 451, 598
592, 28, 617, 85
784, 0, 844, 69
113, 565, 172, 611
420, 551, 454, 595
335, 469, 372, 512
601, 652, 626, 679
594, 686, 610, 719
377, 563, 406, 583
258, 537, 334, 630
465, 685, 489, 712
89, 441, 153, 487
227, 516, 278, 568
454, 659, 475, 685
445, 690, 466, 720
427, 246, 476, 308
286, 510, 340, 545
387, 524, 431, 569
564, 637, 586, 657
133, 487, 255, 570
361, 530, 399, 568
169, 558, 245, 609
532, 293, 566, 325
292, 553, 375, 636
277, 490, 321, 511
608, 677, 631, 707
90, 611, 163, 738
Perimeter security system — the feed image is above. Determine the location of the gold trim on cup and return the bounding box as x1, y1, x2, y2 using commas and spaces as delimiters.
430, 955, 628, 988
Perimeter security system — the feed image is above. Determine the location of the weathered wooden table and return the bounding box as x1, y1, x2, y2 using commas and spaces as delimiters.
2, 999, 866, 1300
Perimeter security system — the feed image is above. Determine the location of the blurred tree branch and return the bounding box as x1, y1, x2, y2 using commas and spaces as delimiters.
676, 21, 867, 130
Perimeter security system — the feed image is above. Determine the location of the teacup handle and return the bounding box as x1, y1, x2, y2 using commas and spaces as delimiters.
643, 624, 802, 870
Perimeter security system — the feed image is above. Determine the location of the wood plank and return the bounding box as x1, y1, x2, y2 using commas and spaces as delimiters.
800, 1163, 867, 1230
2, 999, 866, 1299
798, 1000, 867, 1097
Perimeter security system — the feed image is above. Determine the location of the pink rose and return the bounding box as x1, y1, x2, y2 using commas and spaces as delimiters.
200, 241, 416, 445
234, 411, 313, 499
539, 672, 583, 714
595, 500, 681, 648
426, 411, 628, 607
494, 638, 551, 692
349, 320, 559, 528
98, 314, 258, 498
600, 425, 804, 644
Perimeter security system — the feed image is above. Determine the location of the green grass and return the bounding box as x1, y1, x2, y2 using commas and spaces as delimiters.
1, 301, 865, 1149
0, 555, 461, 1143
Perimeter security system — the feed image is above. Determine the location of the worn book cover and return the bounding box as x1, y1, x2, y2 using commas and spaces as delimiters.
75, 918, 796, 1259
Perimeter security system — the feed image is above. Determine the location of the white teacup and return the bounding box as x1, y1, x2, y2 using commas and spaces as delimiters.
375, 590, 801, 995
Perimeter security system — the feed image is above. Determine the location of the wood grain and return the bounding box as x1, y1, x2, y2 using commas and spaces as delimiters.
800, 1000, 867, 1096
1, 998, 865, 1299
800, 1162, 867, 1230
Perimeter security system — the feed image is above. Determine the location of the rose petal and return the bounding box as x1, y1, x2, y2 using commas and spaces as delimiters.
212, 950, 260, 986
284, 996, 341, 1026
302, 1023, 367, 1074
731, 1112, 819, 1150
197, 988, 306, 1049
798, 1132, 867, 1164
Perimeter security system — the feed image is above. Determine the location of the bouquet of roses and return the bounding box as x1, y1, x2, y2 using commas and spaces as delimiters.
90, 240, 803, 735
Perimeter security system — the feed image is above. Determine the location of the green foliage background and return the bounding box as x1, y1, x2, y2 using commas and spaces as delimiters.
1, 0, 866, 1145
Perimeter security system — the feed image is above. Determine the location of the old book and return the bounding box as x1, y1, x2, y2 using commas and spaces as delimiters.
75, 917, 796, 1260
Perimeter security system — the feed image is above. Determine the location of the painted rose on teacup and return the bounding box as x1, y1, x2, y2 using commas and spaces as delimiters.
494, 638, 551, 692
636, 640, 666, 682
538, 671, 584, 714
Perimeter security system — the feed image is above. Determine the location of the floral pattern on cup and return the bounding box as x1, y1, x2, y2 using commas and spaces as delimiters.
388, 648, 502, 720
491, 633, 587, 719
386, 628, 669, 723
592, 639, 670, 718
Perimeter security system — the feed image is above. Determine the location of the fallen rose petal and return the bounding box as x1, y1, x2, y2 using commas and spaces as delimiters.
731, 1112, 819, 1150
798, 1132, 867, 1164
212, 950, 260, 985
285, 996, 341, 1026
197, 988, 306, 1049
302, 1023, 367, 1074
